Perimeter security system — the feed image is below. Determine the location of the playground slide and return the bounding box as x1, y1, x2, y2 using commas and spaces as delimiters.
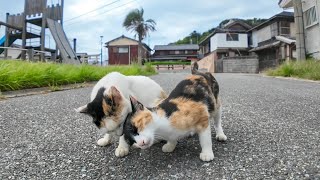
0, 36, 18, 54
47, 18, 80, 64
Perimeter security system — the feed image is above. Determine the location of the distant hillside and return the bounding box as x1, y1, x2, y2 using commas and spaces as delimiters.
173, 18, 267, 45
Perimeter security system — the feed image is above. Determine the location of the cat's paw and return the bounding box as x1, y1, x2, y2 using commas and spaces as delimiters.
115, 147, 129, 157
97, 137, 112, 146
216, 133, 227, 142
162, 143, 176, 153
200, 151, 214, 161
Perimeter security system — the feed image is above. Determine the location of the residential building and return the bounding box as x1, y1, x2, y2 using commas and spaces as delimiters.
105, 35, 151, 65
151, 44, 199, 62
279, 0, 320, 59
249, 11, 296, 70
199, 19, 252, 60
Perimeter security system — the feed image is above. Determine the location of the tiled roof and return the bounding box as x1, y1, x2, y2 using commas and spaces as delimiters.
248, 11, 294, 31
154, 44, 199, 51
105, 35, 151, 51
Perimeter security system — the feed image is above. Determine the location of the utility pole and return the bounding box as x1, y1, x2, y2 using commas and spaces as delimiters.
293, 0, 306, 60
100, 36, 103, 66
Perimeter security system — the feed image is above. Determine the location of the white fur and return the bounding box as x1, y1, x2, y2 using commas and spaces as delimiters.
133, 106, 227, 162
82, 72, 164, 157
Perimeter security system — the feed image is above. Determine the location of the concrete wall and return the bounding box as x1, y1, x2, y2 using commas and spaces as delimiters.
302, 0, 320, 59
221, 57, 259, 73
252, 25, 272, 47
210, 33, 248, 51
252, 22, 296, 48
197, 52, 215, 73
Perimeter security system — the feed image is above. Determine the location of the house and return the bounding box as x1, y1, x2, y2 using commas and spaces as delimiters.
198, 19, 252, 61
279, 0, 320, 59
105, 35, 151, 65
248, 11, 296, 70
151, 44, 199, 62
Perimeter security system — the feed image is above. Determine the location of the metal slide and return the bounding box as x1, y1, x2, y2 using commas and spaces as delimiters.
47, 18, 80, 64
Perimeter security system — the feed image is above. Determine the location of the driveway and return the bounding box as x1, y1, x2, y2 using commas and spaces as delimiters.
0, 73, 319, 179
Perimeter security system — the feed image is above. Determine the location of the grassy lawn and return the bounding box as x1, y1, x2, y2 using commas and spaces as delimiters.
0, 60, 156, 92
148, 61, 191, 66
265, 60, 320, 81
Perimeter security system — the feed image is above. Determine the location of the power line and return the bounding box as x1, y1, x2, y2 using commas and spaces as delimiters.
64, 0, 137, 27
64, 0, 121, 23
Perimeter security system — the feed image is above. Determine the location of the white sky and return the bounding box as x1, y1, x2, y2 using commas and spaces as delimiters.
0, 0, 289, 59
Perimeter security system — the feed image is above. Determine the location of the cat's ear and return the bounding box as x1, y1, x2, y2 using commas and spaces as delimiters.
130, 95, 144, 112
75, 104, 88, 113
110, 86, 122, 104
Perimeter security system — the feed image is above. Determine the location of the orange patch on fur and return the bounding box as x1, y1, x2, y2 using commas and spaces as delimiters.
102, 99, 111, 115
156, 108, 166, 117
170, 98, 209, 132
132, 110, 153, 132
186, 75, 208, 85
102, 96, 123, 123
154, 91, 168, 105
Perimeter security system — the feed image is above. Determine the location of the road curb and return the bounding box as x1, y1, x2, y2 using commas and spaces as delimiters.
261, 74, 320, 84
0, 82, 96, 100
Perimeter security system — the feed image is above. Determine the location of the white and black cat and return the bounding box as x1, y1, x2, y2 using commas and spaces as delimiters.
123, 63, 227, 161
76, 72, 166, 157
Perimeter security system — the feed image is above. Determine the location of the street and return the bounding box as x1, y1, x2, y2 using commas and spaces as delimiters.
1, 72, 319, 179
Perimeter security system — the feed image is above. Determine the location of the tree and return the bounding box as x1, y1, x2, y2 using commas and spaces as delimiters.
123, 8, 156, 65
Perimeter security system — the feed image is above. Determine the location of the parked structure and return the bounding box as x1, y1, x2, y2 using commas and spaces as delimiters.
199, 19, 252, 60
279, 0, 320, 59
151, 44, 199, 62
105, 35, 151, 65
249, 11, 296, 70
0, 0, 79, 64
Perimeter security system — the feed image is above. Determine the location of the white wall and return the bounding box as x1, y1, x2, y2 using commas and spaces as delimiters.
210, 33, 248, 51
302, 0, 320, 58
251, 25, 272, 47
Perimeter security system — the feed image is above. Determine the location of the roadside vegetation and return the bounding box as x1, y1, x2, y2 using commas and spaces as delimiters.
266, 60, 320, 81
0, 60, 156, 92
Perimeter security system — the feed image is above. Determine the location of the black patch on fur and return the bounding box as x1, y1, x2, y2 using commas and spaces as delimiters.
85, 87, 117, 128
123, 112, 138, 146
158, 100, 178, 117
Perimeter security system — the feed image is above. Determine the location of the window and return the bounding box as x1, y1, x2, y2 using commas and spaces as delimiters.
175, 50, 180, 55
118, 47, 128, 53
271, 22, 278, 37
280, 21, 290, 35
304, 6, 318, 27
226, 33, 239, 41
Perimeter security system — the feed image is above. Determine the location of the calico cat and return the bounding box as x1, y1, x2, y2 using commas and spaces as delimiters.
76, 72, 166, 157
123, 63, 227, 161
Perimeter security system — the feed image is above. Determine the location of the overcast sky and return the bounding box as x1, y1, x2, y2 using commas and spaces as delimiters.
0, 0, 288, 58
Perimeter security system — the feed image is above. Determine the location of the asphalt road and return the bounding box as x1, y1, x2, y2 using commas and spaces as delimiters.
1, 72, 320, 180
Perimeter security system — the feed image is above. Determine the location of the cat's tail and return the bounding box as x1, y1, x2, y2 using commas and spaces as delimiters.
191, 61, 219, 99
191, 61, 199, 74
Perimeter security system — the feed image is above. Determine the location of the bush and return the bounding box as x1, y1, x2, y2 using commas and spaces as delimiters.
265, 60, 320, 80
0, 60, 157, 91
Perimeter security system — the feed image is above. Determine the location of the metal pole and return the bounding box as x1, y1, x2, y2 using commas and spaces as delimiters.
100, 36, 103, 66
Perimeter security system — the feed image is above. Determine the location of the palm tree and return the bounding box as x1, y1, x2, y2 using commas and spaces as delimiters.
123, 8, 156, 65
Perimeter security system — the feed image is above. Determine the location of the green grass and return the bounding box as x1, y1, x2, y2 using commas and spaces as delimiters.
265, 60, 320, 81
149, 61, 191, 66
0, 60, 156, 91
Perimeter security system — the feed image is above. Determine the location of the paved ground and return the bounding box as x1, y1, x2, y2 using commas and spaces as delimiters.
1, 72, 320, 180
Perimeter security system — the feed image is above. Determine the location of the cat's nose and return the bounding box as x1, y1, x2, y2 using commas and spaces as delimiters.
138, 139, 150, 146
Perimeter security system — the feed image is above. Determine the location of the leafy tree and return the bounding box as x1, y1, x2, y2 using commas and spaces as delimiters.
123, 8, 156, 65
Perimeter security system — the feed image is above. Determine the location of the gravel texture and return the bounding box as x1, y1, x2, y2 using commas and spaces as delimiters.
0, 72, 319, 180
